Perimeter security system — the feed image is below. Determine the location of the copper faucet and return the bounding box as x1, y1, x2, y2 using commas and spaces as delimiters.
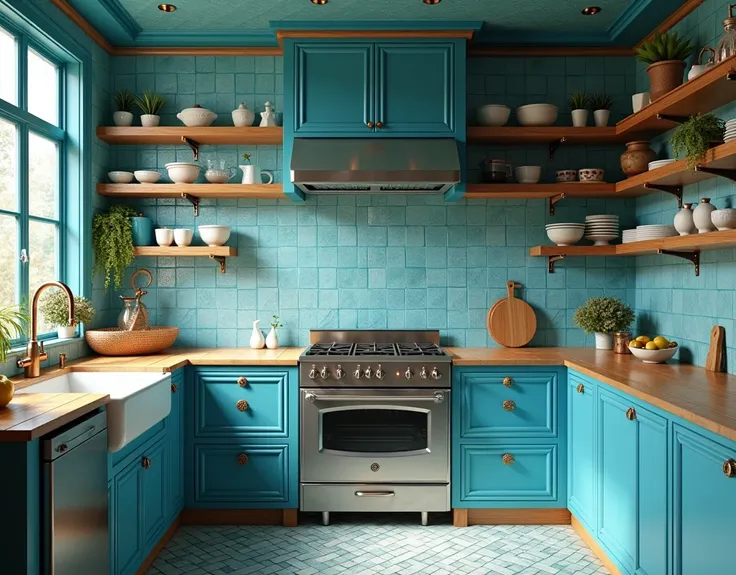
17, 281, 75, 378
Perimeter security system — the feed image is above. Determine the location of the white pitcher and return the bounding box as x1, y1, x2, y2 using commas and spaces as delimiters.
240, 164, 274, 185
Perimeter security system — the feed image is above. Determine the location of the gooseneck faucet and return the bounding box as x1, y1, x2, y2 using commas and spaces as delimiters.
17, 281, 75, 378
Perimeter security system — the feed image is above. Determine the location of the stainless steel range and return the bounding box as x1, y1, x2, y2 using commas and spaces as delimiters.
299, 330, 451, 526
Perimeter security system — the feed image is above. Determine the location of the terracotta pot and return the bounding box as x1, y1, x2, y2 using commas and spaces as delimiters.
646, 60, 686, 101
620, 141, 656, 178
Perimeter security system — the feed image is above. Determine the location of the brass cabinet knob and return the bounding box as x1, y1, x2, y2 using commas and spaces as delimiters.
141, 456, 151, 469
171, 383, 178, 393
376, 121, 384, 128
502, 453, 514, 465
576, 383, 585, 394
366, 121, 374, 128
724, 459, 736, 477
503, 399, 516, 412
502, 377, 513, 388
236, 399, 249, 412
237, 376, 248, 388
237, 453, 248, 466
626, 407, 637, 421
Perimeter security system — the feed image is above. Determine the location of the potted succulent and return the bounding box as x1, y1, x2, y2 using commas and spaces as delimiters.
636, 31, 694, 101
569, 92, 590, 127
135, 90, 167, 127
670, 113, 725, 170
0, 305, 29, 407
92, 204, 138, 289
266, 315, 282, 349
39, 292, 95, 339
113, 89, 135, 126
573, 297, 635, 350
590, 93, 613, 127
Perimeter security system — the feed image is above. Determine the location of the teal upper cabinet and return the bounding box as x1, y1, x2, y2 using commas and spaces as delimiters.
293, 40, 456, 137
567, 373, 597, 533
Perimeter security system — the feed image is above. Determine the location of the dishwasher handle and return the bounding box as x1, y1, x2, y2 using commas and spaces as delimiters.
44, 410, 107, 461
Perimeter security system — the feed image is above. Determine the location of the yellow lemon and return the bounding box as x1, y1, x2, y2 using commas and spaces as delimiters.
636, 335, 651, 343
629, 340, 643, 349
653, 336, 670, 350
0, 375, 14, 408
645, 341, 659, 350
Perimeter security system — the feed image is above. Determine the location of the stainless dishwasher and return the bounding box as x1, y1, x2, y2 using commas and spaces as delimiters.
43, 410, 109, 575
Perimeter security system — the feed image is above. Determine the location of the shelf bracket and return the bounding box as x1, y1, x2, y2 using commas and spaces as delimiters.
548, 193, 567, 216
727, 72, 736, 81
209, 254, 227, 273
695, 166, 736, 183
657, 249, 700, 276
548, 136, 567, 159
643, 183, 683, 208
180, 193, 200, 217
548, 255, 565, 273
656, 113, 688, 124
181, 136, 200, 161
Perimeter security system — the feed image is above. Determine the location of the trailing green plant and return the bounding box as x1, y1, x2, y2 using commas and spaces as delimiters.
589, 93, 613, 110
39, 292, 95, 327
670, 113, 725, 170
635, 31, 694, 64
573, 297, 634, 334
242, 153, 252, 164
114, 89, 135, 113
0, 305, 29, 363
270, 315, 282, 329
568, 92, 590, 110
92, 204, 139, 289
135, 90, 167, 115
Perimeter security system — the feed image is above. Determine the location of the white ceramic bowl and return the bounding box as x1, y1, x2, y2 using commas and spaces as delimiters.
108, 171, 134, 184
629, 345, 678, 364
516, 103, 558, 126
205, 169, 231, 184
556, 170, 577, 182
176, 106, 217, 127
155, 228, 174, 247
515, 165, 542, 184
476, 104, 511, 126
165, 162, 200, 184
174, 228, 193, 247
578, 168, 605, 182
711, 208, 736, 230
198, 225, 231, 247
546, 227, 585, 246
134, 170, 161, 184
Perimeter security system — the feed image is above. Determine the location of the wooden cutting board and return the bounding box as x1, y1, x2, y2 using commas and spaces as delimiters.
705, 325, 726, 372
487, 281, 537, 348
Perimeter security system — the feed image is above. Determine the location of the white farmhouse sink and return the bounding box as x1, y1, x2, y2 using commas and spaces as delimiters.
17, 371, 172, 452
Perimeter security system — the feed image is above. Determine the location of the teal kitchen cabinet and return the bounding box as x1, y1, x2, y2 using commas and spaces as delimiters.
167, 369, 185, 522
567, 373, 597, 533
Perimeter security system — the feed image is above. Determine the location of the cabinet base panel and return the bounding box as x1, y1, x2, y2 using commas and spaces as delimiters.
454, 508, 570, 527
570, 514, 623, 575
181, 508, 298, 526
135, 515, 181, 575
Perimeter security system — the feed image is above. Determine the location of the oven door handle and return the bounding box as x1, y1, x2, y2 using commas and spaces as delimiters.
355, 491, 395, 497
305, 392, 446, 403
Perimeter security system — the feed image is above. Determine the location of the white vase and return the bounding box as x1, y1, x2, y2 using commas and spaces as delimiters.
594, 331, 613, 350
266, 326, 279, 349
57, 325, 76, 339
571, 109, 589, 127
249, 320, 265, 349
140, 114, 160, 127
593, 109, 610, 127
674, 203, 696, 235
693, 197, 716, 233
113, 111, 133, 126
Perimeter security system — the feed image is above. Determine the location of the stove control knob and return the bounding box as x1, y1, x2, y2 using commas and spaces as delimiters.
420, 366, 428, 379
308, 365, 317, 380
335, 365, 344, 380
375, 365, 385, 380
405, 367, 413, 380
320, 366, 329, 379
430, 367, 441, 380
364, 365, 372, 379
353, 364, 362, 379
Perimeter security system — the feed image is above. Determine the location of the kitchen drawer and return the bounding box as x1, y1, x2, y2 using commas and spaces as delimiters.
457, 369, 558, 438
193, 443, 289, 503
458, 444, 557, 501
193, 368, 290, 438
301, 483, 449, 512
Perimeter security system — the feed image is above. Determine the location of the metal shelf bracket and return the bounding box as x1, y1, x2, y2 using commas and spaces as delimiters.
180, 193, 200, 216
181, 136, 200, 161
657, 249, 700, 276
656, 113, 688, 124
695, 166, 736, 183
549, 136, 567, 159
548, 255, 565, 273
209, 254, 227, 273
727, 72, 736, 81
548, 193, 567, 216
643, 183, 683, 208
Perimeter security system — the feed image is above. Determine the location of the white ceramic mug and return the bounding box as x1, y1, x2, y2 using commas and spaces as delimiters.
155, 228, 174, 247
174, 228, 193, 247
239, 164, 274, 184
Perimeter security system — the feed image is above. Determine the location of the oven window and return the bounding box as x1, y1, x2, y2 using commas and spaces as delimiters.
322, 408, 428, 453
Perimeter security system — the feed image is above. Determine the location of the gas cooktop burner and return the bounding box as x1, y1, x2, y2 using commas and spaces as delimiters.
304, 342, 445, 357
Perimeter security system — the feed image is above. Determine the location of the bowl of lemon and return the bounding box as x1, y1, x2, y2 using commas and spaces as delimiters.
628, 335, 678, 363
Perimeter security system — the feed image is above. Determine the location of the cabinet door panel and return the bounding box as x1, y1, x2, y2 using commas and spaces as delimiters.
141, 438, 167, 549
568, 374, 596, 531
168, 370, 184, 520
112, 460, 141, 575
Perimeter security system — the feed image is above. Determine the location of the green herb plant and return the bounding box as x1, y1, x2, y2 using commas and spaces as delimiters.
92, 204, 139, 289
135, 90, 167, 115
589, 93, 613, 111
573, 297, 635, 334
568, 92, 590, 110
242, 153, 252, 164
114, 89, 135, 113
39, 291, 96, 327
0, 305, 29, 363
270, 315, 282, 329
670, 113, 725, 170
635, 31, 694, 64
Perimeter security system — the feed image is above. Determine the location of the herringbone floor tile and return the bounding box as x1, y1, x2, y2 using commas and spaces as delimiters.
146, 514, 609, 575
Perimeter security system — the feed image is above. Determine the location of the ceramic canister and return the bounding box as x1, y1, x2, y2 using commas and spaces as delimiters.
131, 216, 154, 246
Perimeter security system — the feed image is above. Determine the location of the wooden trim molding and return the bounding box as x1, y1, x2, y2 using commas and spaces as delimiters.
113, 46, 283, 56
454, 508, 571, 526
453, 508, 469, 527
135, 515, 180, 575
638, 0, 705, 47
180, 508, 297, 526
571, 515, 623, 575
468, 46, 634, 57
276, 29, 475, 44
50, 0, 114, 53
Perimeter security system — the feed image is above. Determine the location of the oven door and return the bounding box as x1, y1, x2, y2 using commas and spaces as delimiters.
300, 388, 450, 484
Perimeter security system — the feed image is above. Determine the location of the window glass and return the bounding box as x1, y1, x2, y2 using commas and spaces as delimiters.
28, 48, 58, 126
29, 132, 58, 219
0, 118, 18, 212
322, 409, 428, 453
29, 220, 58, 334
0, 28, 17, 105
0, 216, 18, 308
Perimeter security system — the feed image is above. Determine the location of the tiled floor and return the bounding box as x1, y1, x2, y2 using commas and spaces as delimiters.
145, 514, 609, 575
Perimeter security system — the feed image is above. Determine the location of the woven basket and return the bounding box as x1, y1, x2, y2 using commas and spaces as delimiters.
85, 327, 179, 356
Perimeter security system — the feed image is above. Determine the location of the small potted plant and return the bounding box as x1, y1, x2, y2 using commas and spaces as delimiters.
135, 90, 167, 127
569, 92, 590, 127
39, 292, 95, 339
670, 113, 725, 170
590, 93, 613, 127
113, 89, 135, 126
266, 315, 282, 349
573, 297, 635, 350
0, 304, 29, 407
636, 31, 694, 101
92, 204, 139, 289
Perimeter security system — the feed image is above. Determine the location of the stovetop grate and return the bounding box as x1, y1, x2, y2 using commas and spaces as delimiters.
303, 342, 446, 357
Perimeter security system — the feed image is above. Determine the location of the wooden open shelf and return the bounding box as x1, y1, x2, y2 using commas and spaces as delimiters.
96, 126, 282, 146
467, 126, 621, 145
134, 246, 237, 273
97, 183, 284, 199
466, 182, 642, 199
530, 245, 618, 257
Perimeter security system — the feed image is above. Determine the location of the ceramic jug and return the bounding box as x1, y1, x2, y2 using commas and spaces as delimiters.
240, 165, 274, 185
260, 101, 277, 127
250, 320, 265, 349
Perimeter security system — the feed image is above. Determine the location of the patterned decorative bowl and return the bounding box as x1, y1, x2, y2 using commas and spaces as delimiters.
555, 170, 577, 182
578, 168, 605, 182
177, 105, 217, 127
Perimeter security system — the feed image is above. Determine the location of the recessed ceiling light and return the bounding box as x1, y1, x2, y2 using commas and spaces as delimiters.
158, 3, 176, 12
310, 0, 328, 4
424, 0, 441, 4
581, 6, 601, 15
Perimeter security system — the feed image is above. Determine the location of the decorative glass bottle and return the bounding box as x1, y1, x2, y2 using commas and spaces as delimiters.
715, 4, 736, 63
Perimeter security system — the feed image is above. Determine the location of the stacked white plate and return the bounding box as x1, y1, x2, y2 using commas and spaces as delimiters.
622, 229, 638, 243
545, 223, 585, 246
726, 119, 736, 142
648, 159, 676, 170
585, 214, 619, 246
636, 224, 677, 240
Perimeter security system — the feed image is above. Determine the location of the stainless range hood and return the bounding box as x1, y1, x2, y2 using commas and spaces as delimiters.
291, 138, 461, 194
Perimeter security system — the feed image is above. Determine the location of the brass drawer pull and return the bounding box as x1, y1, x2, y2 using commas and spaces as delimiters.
237, 376, 248, 387
142, 456, 151, 469
724, 459, 736, 477
376, 121, 384, 128
171, 383, 178, 393
236, 399, 249, 412
237, 453, 248, 466
366, 121, 374, 128
503, 377, 513, 388
503, 399, 516, 412
502, 453, 514, 465
576, 383, 585, 394
626, 407, 636, 421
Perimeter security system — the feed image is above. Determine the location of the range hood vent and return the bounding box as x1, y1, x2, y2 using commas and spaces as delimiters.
291, 138, 461, 194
